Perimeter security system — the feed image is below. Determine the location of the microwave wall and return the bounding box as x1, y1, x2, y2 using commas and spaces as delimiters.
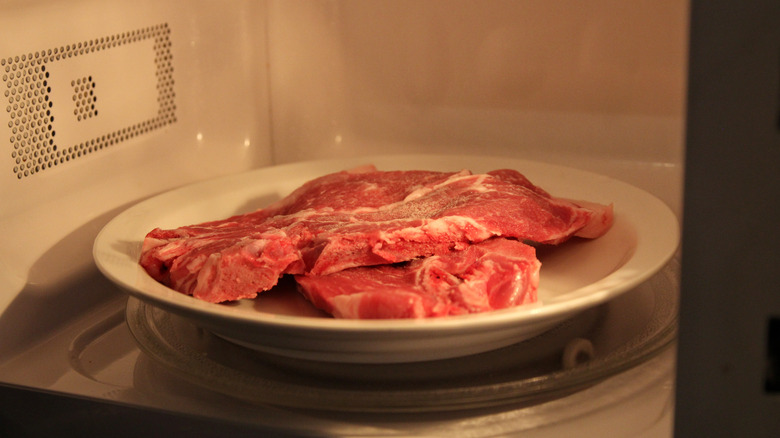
1, 0, 687, 209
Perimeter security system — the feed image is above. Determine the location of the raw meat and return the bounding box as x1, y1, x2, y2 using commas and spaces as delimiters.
273, 167, 613, 276
139, 166, 613, 304
295, 238, 540, 319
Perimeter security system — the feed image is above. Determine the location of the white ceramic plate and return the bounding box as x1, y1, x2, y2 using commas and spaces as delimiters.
94, 154, 680, 363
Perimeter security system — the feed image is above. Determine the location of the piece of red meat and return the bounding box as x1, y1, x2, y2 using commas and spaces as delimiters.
295, 237, 540, 319
260, 165, 466, 216
274, 167, 613, 276
139, 166, 612, 303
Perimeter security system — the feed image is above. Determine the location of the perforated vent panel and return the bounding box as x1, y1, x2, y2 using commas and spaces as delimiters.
2, 23, 175, 179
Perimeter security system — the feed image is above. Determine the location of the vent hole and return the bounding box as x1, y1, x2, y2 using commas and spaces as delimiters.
4, 22, 175, 179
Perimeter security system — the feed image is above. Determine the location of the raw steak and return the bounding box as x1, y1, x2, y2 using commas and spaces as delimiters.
295, 238, 540, 319
139, 166, 613, 303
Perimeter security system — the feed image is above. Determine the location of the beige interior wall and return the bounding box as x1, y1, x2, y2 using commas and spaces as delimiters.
268, 0, 688, 168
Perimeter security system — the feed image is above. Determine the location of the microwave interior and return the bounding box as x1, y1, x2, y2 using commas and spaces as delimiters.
0, 0, 778, 436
